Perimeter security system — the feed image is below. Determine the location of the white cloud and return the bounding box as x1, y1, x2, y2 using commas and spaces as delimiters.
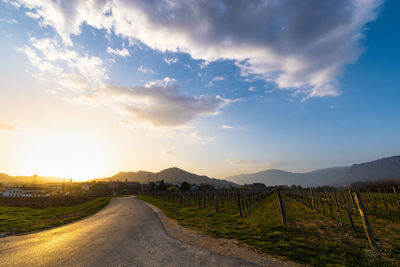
18, 37, 107, 94
7, 0, 380, 97
248, 86, 255, 92
0, 123, 15, 131
25, 11, 40, 19
162, 149, 173, 156
18, 37, 230, 128
163, 57, 178, 65
200, 61, 210, 69
212, 76, 224, 81
137, 66, 154, 73
221, 125, 233, 129
207, 76, 225, 87
180, 131, 215, 145
7, 18, 18, 24
106, 46, 130, 57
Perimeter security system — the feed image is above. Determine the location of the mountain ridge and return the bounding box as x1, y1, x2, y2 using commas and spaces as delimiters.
93, 167, 236, 187
226, 156, 400, 186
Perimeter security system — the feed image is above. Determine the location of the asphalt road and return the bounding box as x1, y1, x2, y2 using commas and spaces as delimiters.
0, 196, 258, 267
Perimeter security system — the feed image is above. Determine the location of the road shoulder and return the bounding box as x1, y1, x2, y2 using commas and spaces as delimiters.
140, 200, 299, 267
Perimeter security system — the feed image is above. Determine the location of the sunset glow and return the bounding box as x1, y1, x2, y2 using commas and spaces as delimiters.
18, 130, 111, 181
0, 0, 399, 180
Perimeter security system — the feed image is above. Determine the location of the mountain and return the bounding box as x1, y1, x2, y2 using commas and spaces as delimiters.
341, 156, 400, 184
96, 167, 236, 187
226, 156, 400, 186
0, 173, 64, 184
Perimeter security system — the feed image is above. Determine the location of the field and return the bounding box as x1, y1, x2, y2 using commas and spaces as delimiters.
138, 190, 400, 266
0, 197, 112, 234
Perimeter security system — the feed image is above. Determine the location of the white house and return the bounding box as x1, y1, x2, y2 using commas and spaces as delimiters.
1, 187, 49, 197
2, 188, 27, 197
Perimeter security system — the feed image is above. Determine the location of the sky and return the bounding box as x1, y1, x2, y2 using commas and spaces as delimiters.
0, 0, 399, 181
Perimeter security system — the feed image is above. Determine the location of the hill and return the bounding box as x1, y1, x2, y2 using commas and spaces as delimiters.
226, 156, 400, 186
95, 167, 236, 187
0, 173, 64, 184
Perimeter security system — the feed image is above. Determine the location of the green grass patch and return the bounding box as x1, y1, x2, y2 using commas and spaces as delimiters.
137, 194, 399, 266
0, 197, 112, 233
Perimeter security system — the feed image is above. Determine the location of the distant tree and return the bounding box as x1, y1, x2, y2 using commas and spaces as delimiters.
158, 180, 167, 191
180, 181, 191, 191
0, 183, 4, 192
149, 182, 155, 191
90, 183, 112, 196
198, 184, 214, 191
252, 183, 266, 189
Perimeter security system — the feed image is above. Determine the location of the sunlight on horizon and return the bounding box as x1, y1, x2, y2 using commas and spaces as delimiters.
19, 131, 112, 181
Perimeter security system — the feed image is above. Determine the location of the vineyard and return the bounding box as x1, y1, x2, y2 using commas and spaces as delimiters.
139, 185, 400, 265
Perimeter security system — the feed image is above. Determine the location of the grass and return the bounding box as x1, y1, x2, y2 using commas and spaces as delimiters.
0, 197, 112, 234
137, 194, 400, 266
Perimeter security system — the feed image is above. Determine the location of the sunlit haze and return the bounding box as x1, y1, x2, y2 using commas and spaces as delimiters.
0, 0, 399, 181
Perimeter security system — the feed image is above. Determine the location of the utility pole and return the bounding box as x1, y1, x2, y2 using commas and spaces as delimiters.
32, 173, 37, 186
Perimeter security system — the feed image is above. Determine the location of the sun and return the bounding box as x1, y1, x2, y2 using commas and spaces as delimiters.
20, 130, 111, 181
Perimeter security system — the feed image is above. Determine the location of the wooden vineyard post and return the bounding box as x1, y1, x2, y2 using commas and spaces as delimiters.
367, 189, 377, 215
324, 191, 333, 217
214, 191, 219, 212
236, 189, 242, 216
344, 190, 354, 228
277, 189, 286, 225
348, 186, 357, 212
198, 192, 202, 208
378, 189, 389, 216
320, 197, 326, 216
354, 192, 377, 253
309, 188, 315, 210
314, 192, 320, 213
393, 186, 400, 215
347, 209, 354, 229
332, 187, 343, 227
187, 192, 191, 207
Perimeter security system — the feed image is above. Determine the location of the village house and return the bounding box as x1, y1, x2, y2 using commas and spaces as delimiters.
1, 187, 49, 197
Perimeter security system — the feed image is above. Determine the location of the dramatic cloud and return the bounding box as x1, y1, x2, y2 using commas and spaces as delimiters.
7, 0, 382, 97
106, 46, 130, 57
18, 37, 229, 128
0, 123, 15, 131
107, 78, 230, 127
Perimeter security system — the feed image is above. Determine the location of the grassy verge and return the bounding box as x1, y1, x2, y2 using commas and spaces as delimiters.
137, 194, 399, 266
0, 197, 112, 234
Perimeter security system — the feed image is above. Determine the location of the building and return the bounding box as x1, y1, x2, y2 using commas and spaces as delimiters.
1, 187, 49, 197
82, 184, 91, 191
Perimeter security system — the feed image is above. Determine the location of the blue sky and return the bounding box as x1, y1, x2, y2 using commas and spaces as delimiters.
0, 0, 399, 179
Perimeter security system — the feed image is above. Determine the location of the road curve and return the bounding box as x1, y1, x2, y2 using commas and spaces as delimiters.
0, 196, 259, 267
